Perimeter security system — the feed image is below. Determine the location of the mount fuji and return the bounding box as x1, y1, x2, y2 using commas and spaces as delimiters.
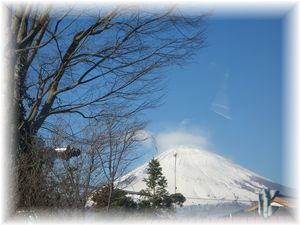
118, 146, 289, 206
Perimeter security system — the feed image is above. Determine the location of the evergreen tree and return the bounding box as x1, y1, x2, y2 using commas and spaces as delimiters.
92, 185, 137, 209
140, 158, 169, 209
170, 193, 186, 207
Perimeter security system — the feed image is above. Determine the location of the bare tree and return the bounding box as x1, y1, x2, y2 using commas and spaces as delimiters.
96, 113, 146, 210
8, 4, 206, 208
27, 120, 102, 208
40, 111, 146, 209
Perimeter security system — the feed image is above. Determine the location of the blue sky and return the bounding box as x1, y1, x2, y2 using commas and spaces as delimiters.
140, 17, 286, 186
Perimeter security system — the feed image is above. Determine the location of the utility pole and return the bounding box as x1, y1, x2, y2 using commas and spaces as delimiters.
174, 152, 177, 194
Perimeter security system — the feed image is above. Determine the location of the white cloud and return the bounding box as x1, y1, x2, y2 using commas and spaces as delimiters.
211, 73, 232, 120
136, 130, 155, 149
155, 125, 209, 152
139, 120, 211, 154
179, 118, 190, 127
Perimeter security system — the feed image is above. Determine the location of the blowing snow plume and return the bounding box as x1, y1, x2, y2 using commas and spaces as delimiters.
156, 130, 208, 152
211, 73, 231, 120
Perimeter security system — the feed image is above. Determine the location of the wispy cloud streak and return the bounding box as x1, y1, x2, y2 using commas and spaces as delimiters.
211, 73, 232, 120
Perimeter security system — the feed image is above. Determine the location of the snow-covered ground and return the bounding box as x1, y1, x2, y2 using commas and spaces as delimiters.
118, 146, 288, 206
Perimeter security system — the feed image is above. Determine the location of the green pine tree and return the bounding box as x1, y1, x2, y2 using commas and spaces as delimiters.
140, 158, 169, 209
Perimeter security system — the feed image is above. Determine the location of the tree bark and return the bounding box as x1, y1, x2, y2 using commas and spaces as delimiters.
106, 181, 114, 212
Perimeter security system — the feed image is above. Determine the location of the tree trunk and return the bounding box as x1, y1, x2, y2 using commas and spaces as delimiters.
16, 117, 47, 208
106, 181, 114, 212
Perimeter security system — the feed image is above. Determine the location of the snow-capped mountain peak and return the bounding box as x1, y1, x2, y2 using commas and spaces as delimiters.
118, 146, 286, 206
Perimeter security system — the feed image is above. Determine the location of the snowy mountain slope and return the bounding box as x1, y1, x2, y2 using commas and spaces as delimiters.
118, 146, 288, 206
